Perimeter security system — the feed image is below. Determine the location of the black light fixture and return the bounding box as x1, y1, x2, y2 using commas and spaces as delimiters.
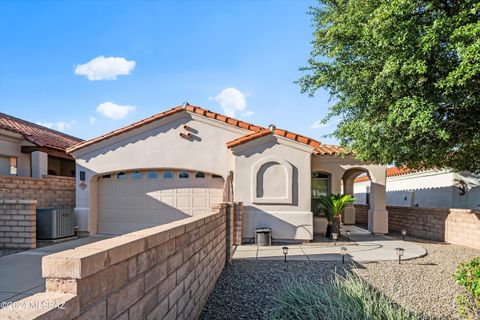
346, 230, 351, 241
282, 246, 289, 263
401, 229, 407, 241
395, 247, 405, 264
332, 233, 338, 246
340, 246, 348, 264
79, 171, 85, 181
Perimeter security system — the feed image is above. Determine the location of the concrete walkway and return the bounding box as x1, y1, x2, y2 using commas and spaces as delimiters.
233, 226, 427, 262
0, 235, 111, 304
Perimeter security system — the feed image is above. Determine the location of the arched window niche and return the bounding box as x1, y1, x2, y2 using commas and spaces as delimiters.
251, 157, 293, 204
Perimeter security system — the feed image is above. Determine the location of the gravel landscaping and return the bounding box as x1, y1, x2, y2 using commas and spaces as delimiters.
201, 237, 479, 320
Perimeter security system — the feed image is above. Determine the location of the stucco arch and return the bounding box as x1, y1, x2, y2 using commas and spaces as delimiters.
251, 156, 293, 204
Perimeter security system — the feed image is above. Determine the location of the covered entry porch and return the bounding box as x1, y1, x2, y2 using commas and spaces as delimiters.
311, 155, 388, 234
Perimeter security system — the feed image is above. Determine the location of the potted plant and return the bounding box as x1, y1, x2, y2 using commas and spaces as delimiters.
317, 194, 356, 238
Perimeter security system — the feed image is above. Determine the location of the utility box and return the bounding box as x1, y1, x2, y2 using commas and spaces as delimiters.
255, 228, 272, 246
36, 208, 75, 240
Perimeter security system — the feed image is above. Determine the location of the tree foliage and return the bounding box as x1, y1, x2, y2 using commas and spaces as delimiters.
299, 0, 480, 172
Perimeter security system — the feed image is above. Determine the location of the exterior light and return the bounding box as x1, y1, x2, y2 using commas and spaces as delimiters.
282, 246, 288, 263
340, 246, 348, 264
401, 229, 407, 241
346, 230, 351, 241
395, 247, 405, 264
332, 233, 338, 246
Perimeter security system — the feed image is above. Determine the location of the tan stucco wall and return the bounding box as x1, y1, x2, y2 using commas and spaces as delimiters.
0, 129, 31, 177
71, 112, 250, 233
232, 135, 313, 241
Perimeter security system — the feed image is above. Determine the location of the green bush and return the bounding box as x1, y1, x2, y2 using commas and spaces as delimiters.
267, 272, 423, 320
453, 257, 480, 302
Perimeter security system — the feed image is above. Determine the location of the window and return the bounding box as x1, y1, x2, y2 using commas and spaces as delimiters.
311, 172, 330, 199
147, 171, 157, 179
102, 174, 111, 179
179, 172, 189, 179
195, 172, 205, 178
212, 174, 222, 179
117, 172, 127, 180
0, 156, 17, 176
132, 171, 142, 180
163, 171, 173, 179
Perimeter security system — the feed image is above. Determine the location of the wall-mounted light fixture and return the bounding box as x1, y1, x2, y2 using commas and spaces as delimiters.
79, 171, 85, 181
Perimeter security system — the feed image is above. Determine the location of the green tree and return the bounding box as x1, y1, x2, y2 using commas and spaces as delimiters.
299, 0, 480, 172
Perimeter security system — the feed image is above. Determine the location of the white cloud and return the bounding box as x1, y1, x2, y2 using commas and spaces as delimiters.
89, 117, 97, 124
209, 87, 253, 117
75, 56, 136, 80
311, 120, 330, 129
241, 110, 254, 117
37, 120, 77, 131
96, 102, 136, 120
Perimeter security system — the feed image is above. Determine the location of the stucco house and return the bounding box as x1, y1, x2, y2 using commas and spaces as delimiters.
354, 167, 480, 210
0, 113, 81, 178
67, 104, 388, 241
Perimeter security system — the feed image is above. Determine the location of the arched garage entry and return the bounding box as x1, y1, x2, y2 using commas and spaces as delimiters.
97, 169, 224, 234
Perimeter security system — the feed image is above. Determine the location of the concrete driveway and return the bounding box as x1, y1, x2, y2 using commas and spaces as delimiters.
0, 235, 111, 304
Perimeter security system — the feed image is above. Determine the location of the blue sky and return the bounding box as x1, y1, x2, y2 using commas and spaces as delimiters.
0, 0, 336, 143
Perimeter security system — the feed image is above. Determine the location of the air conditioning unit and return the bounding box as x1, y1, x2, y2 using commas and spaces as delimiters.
36, 208, 75, 240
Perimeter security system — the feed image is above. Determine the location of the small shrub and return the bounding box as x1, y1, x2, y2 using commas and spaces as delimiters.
453, 257, 480, 302
453, 257, 480, 319
267, 271, 423, 320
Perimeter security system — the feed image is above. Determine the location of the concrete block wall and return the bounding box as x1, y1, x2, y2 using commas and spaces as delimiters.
354, 204, 480, 249
445, 209, 480, 249
233, 202, 243, 245
0, 199, 36, 249
0, 206, 231, 319
0, 175, 75, 208
354, 204, 368, 226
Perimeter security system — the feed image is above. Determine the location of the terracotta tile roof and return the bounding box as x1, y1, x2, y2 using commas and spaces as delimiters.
226, 129, 273, 148
67, 104, 344, 156
355, 166, 412, 182
0, 113, 83, 151
67, 105, 265, 153
226, 127, 345, 155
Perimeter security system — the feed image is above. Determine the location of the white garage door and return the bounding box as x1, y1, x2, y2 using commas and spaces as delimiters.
98, 170, 224, 234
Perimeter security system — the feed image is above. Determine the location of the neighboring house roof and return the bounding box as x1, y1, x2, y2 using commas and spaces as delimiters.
355, 166, 412, 182
0, 113, 83, 151
67, 104, 345, 156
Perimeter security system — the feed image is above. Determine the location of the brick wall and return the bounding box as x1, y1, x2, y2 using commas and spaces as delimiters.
354, 204, 480, 249
0, 205, 233, 319
354, 204, 368, 226
233, 202, 243, 245
0, 175, 75, 208
0, 199, 36, 249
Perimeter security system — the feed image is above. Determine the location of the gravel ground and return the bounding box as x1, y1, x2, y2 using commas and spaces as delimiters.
0, 248, 26, 257
201, 236, 479, 320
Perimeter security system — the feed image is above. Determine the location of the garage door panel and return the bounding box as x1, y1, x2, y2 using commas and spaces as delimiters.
98, 170, 224, 234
